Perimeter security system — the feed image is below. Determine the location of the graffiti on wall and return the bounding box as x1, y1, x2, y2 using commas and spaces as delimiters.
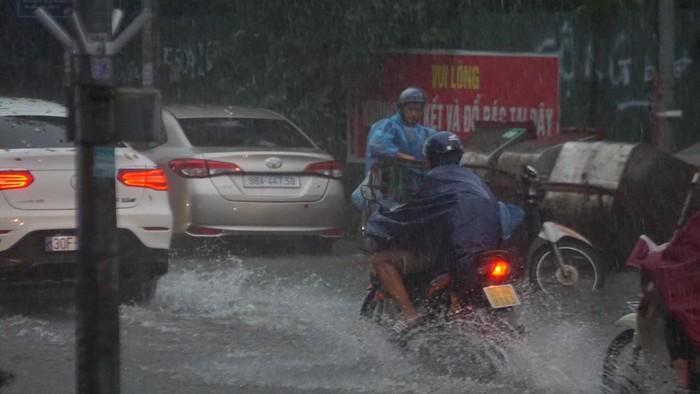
162, 40, 221, 82
535, 20, 694, 112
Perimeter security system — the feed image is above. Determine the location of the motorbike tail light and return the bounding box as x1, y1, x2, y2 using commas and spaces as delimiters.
0, 170, 34, 190
117, 168, 169, 191
169, 159, 243, 178
483, 259, 512, 283
304, 161, 344, 179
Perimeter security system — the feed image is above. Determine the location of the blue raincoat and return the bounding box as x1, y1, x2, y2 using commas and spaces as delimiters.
365, 164, 502, 281
363, 113, 437, 175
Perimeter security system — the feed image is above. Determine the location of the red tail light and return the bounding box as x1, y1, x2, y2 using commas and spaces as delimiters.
186, 225, 224, 236
0, 170, 34, 190
117, 168, 168, 191
168, 159, 243, 178
486, 259, 511, 282
320, 228, 344, 238
304, 161, 344, 178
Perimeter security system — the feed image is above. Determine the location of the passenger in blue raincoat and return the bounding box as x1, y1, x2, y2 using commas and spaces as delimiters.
366, 131, 502, 333
351, 87, 437, 212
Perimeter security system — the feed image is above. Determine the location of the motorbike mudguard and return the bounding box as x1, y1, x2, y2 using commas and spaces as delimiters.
615, 313, 637, 330
526, 222, 594, 266
536, 221, 593, 246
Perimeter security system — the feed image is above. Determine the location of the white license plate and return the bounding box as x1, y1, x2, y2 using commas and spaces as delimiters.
482, 284, 521, 309
44, 236, 78, 252
243, 175, 300, 188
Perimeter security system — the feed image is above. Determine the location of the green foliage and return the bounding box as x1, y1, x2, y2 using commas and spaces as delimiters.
158, 0, 658, 149
166, 0, 466, 145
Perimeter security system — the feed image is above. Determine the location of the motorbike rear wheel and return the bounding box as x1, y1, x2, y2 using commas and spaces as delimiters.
529, 238, 604, 296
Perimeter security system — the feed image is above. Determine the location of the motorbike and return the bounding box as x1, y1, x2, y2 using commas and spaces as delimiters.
464, 162, 605, 296
360, 246, 522, 375
519, 165, 605, 295
360, 249, 521, 325
602, 171, 700, 393
360, 157, 604, 295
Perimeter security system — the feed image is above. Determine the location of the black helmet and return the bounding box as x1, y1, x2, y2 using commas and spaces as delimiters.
398, 87, 427, 106
422, 131, 464, 167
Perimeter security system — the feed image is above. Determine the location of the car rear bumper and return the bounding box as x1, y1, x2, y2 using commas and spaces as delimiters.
0, 207, 172, 252
0, 229, 168, 286
177, 180, 346, 236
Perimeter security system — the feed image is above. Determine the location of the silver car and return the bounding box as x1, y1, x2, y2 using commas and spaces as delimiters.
137, 105, 345, 250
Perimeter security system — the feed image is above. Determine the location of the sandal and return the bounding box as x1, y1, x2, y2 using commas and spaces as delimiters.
390, 316, 424, 344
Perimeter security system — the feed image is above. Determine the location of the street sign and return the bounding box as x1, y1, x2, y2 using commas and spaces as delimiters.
12, 0, 72, 18
346, 49, 560, 161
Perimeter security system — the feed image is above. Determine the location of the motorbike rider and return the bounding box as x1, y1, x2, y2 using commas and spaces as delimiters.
654, 210, 700, 391
628, 207, 700, 392
351, 87, 437, 212
364, 131, 502, 335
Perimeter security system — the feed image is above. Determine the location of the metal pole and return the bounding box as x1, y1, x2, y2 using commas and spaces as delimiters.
658, 0, 676, 152
72, 0, 120, 392
37, 4, 151, 392
142, 0, 154, 87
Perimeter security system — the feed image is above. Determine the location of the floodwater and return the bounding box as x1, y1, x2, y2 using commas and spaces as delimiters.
0, 241, 652, 393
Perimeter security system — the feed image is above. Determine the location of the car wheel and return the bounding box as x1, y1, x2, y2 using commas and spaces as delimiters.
120, 275, 159, 305
306, 238, 337, 255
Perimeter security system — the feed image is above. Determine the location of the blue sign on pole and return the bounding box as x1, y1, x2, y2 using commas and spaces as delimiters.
12, 0, 72, 18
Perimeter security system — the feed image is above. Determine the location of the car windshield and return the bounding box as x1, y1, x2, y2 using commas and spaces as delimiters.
0, 116, 72, 149
179, 118, 315, 148
464, 125, 527, 154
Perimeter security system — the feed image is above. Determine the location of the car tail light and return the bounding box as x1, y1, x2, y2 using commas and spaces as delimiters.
0, 170, 34, 190
117, 168, 169, 190
186, 225, 224, 236
320, 228, 344, 238
169, 159, 243, 178
304, 161, 343, 178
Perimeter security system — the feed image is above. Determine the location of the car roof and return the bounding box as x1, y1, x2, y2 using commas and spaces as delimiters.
164, 104, 286, 120
0, 97, 66, 117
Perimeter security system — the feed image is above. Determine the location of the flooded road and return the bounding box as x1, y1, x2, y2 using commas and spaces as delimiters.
0, 241, 643, 393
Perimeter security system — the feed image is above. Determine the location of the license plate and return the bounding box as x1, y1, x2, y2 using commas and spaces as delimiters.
44, 236, 78, 252
483, 284, 521, 309
243, 175, 300, 188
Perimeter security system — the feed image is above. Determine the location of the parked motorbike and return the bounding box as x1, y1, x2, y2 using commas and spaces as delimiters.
469, 163, 605, 295
601, 171, 700, 393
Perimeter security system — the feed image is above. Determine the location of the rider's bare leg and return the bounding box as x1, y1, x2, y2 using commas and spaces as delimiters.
672, 358, 690, 389
370, 250, 419, 322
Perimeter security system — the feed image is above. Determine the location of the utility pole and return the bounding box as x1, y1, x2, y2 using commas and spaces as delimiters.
142, 0, 159, 87
34, 4, 152, 393
72, 1, 120, 392
657, 0, 678, 152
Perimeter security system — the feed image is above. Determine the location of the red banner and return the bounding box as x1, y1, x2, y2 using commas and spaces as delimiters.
347, 50, 559, 161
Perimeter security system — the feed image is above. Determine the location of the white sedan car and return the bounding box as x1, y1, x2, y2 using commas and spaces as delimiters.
0, 97, 172, 303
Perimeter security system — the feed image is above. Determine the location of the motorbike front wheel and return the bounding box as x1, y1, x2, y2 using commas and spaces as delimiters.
360, 286, 399, 324
529, 238, 604, 296
602, 329, 644, 393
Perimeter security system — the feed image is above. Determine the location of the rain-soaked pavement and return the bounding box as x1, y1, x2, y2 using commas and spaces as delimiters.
0, 239, 649, 393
